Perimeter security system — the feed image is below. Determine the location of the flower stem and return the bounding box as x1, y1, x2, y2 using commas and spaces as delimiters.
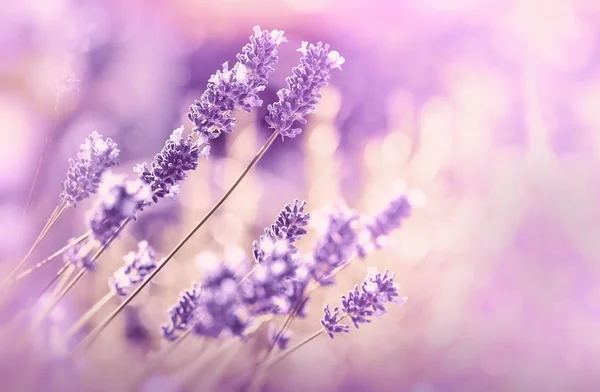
15, 92, 62, 264
29, 218, 130, 334
260, 327, 325, 371
72, 130, 280, 354
65, 291, 115, 341
14, 231, 91, 282
2, 202, 69, 288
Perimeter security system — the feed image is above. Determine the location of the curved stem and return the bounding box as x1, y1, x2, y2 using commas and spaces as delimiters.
73, 130, 280, 354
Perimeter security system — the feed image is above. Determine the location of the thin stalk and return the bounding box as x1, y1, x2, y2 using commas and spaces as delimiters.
15, 92, 62, 259
30, 218, 130, 333
260, 327, 326, 371
73, 130, 280, 354
2, 203, 69, 287
14, 231, 91, 282
65, 291, 115, 341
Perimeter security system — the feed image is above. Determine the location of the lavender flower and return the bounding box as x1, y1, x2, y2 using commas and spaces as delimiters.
160, 283, 202, 341
109, 241, 157, 296
358, 195, 412, 257
60, 131, 120, 206
62, 237, 95, 270
321, 305, 349, 339
135, 127, 208, 204
242, 239, 307, 316
188, 26, 286, 141
193, 257, 250, 339
265, 42, 344, 139
309, 205, 359, 286
321, 269, 407, 339
87, 173, 150, 244
253, 199, 309, 263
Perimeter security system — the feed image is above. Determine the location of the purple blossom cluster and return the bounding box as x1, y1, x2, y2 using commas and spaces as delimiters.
60, 131, 120, 206
87, 173, 150, 244
242, 239, 310, 316
357, 195, 412, 257
193, 257, 251, 339
188, 26, 286, 141
109, 241, 157, 296
265, 42, 345, 139
309, 205, 360, 286
253, 199, 309, 263
161, 283, 202, 341
160, 200, 311, 341
135, 127, 209, 205
321, 269, 407, 339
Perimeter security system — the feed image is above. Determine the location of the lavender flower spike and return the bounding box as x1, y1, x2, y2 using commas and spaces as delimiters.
161, 283, 202, 341
321, 269, 407, 339
135, 126, 208, 204
309, 205, 359, 286
110, 241, 157, 296
63, 237, 95, 270
358, 195, 412, 257
87, 173, 150, 246
265, 41, 344, 139
61, 131, 120, 206
188, 26, 286, 141
253, 199, 310, 263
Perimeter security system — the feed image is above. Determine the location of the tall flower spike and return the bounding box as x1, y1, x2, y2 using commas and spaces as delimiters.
160, 283, 202, 341
253, 199, 310, 263
265, 41, 344, 139
358, 195, 412, 257
309, 205, 359, 286
87, 173, 151, 244
188, 26, 286, 141
61, 131, 120, 206
321, 269, 407, 339
110, 241, 158, 296
135, 126, 208, 205
193, 256, 250, 339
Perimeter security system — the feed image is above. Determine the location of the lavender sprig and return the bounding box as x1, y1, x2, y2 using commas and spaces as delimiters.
358, 195, 412, 257
321, 269, 407, 338
87, 173, 150, 246
110, 241, 158, 296
135, 127, 209, 205
62, 237, 94, 271
253, 199, 309, 263
188, 26, 286, 141
309, 205, 359, 286
265, 42, 345, 139
61, 131, 120, 206
161, 283, 202, 341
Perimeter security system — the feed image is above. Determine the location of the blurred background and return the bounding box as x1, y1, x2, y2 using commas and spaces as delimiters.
1, 0, 600, 391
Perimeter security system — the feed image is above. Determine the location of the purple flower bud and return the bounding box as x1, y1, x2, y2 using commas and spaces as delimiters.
160, 283, 202, 341
321, 269, 406, 339
110, 240, 157, 296
265, 42, 344, 139
188, 26, 286, 141
61, 131, 120, 206
87, 173, 150, 244
320, 305, 349, 339
253, 199, 309, 263
310, 205, 359, 286
135, 127, 207, 205
358, 195, 412, 257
